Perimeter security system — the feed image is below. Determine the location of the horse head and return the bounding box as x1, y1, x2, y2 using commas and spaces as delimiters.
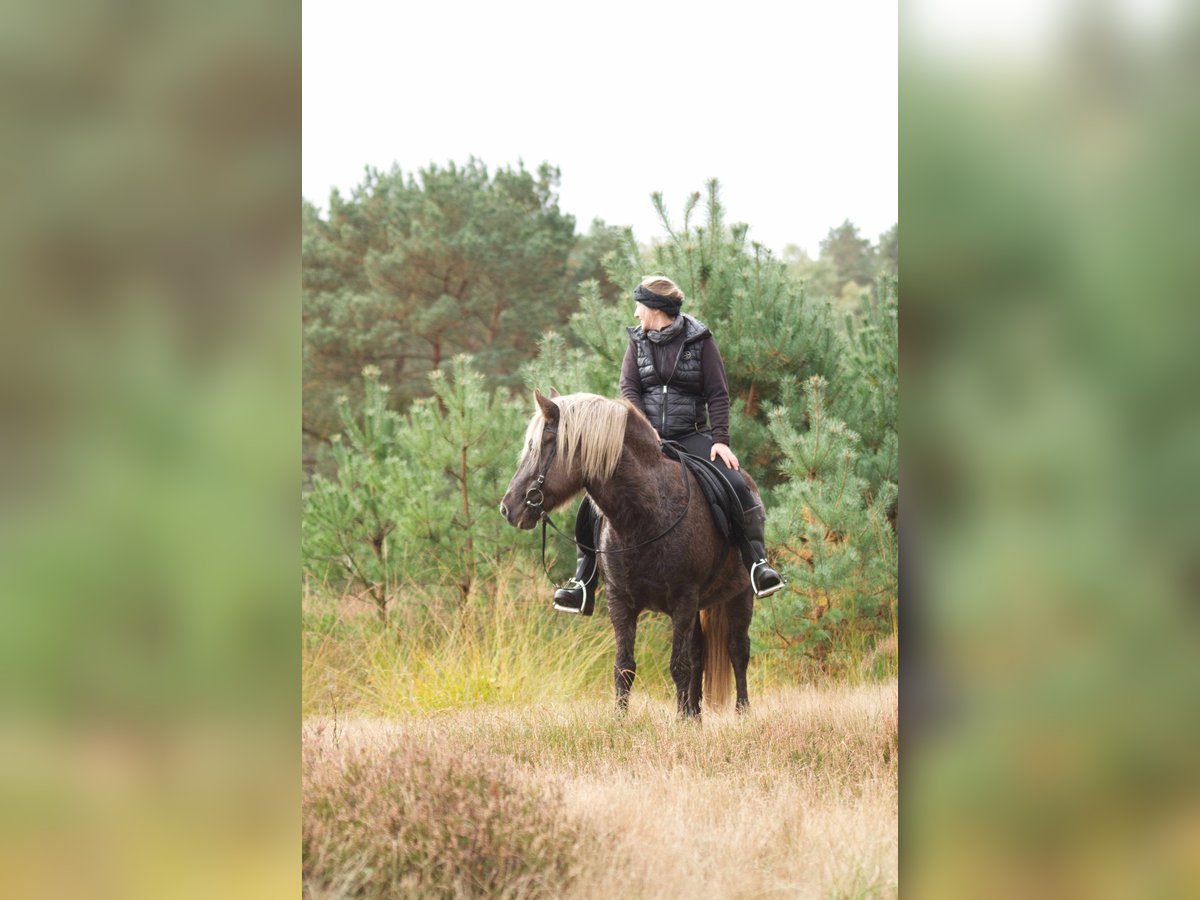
499, 389, 583, 529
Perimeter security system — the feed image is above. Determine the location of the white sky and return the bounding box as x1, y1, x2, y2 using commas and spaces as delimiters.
303, 0, 897, 256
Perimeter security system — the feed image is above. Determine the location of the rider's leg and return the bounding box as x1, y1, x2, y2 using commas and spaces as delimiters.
553, 496, 600, 615
675, 432, 784, 598
741, 501, 784, 598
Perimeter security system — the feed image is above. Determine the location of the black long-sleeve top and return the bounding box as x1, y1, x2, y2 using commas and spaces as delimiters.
618, 330, 732, 446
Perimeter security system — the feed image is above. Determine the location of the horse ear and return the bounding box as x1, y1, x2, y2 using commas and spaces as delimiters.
534, 388, 559, 423
548, 387, 560, 399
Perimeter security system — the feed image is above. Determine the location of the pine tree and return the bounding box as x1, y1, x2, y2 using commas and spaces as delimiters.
519, 224, 644, 398
302, 366, 406, 621
755, 375, 897, 676
303, 159, 578, 471
568, 218, 630, 304
782, 244, 841, 302
820, 219, 876, 295
832, 275, 898, 497
877, 223, 898, 278
392, 357, 531, 604
302, 359, 531, 616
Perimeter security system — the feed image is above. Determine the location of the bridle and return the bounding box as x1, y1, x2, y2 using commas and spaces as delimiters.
522, 425, 693, 579
522, 425, 558, 515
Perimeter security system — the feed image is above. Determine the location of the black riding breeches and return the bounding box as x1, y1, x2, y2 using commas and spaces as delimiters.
671, 431, 758, 513
575, 494, 599, 545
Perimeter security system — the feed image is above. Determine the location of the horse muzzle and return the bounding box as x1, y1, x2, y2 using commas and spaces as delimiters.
499, 497, 540, 529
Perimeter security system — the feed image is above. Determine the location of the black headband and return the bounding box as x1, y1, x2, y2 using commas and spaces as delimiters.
634, 284, 682, 317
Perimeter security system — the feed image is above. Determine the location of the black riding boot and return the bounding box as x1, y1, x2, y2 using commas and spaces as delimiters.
553, 499, 598, 615
743, 505, 784, 598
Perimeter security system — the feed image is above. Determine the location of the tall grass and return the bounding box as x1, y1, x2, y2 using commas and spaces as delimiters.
303, 560, 880, 718
303, 563, 621, 715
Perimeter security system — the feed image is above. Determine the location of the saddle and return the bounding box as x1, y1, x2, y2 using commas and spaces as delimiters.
659, 440, 752, 569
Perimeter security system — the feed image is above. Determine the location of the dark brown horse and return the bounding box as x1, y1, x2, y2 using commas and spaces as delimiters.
500, 390, 757, 718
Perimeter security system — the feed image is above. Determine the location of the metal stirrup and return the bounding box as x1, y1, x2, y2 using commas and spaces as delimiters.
750, 560, 784, 598
553, 577, 589, 614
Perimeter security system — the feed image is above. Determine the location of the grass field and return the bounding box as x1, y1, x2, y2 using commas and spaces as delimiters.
304, 686, 897, 897
302, 579, 896, 897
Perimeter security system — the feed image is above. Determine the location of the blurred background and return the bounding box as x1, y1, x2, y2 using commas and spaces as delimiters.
4, 0, 1198, 895
0, 1, 298, 897
903, 0, 1200, 895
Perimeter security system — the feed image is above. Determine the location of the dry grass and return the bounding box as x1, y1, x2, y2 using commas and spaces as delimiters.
304, 738, 579, 898
303, 681, 897, 899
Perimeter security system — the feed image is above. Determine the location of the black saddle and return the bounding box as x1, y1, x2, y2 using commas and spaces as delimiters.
659, 440, 750, 563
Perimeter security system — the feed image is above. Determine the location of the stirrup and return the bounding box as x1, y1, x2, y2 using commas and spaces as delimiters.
750, 560, 785, 599
553, 577, 589, 613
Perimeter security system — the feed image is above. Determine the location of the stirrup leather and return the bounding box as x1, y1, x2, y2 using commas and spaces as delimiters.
750, 559, 785, 598
553, 577, 589, 613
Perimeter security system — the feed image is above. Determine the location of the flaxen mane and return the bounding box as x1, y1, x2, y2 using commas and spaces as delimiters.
519, 393, 632, 484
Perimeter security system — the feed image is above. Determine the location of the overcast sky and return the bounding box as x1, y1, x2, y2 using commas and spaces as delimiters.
303, 0, 897, 256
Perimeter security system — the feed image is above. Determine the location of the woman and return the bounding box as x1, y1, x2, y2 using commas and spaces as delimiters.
553, 276, 784, 614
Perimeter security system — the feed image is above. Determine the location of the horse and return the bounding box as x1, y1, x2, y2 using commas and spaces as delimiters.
499, 389, 758, 718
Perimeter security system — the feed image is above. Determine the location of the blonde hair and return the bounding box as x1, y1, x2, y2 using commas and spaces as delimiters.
520, 393, 630, 484
639, 275, 684, 303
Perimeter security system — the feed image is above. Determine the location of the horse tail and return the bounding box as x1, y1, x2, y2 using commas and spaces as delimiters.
701, 606, 731, 710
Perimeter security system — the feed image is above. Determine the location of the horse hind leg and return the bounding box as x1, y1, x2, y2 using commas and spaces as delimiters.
729, 593, 753, 713
670, 604, 701, 719
687, 610, 705, 717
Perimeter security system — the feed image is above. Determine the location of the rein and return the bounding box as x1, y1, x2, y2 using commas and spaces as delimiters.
522, 431, 693, 581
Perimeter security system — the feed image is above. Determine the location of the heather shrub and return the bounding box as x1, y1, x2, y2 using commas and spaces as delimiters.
303, 734, 580, 898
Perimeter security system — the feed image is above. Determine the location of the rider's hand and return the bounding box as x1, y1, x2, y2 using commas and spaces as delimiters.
711, 442, 739, 470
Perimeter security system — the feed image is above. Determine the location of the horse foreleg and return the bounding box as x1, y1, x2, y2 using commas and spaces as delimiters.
610, 603, 637, 715
670, 604, 700, 719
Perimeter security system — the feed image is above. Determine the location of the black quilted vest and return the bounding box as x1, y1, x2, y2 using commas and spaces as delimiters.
626, 314, 712, 438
